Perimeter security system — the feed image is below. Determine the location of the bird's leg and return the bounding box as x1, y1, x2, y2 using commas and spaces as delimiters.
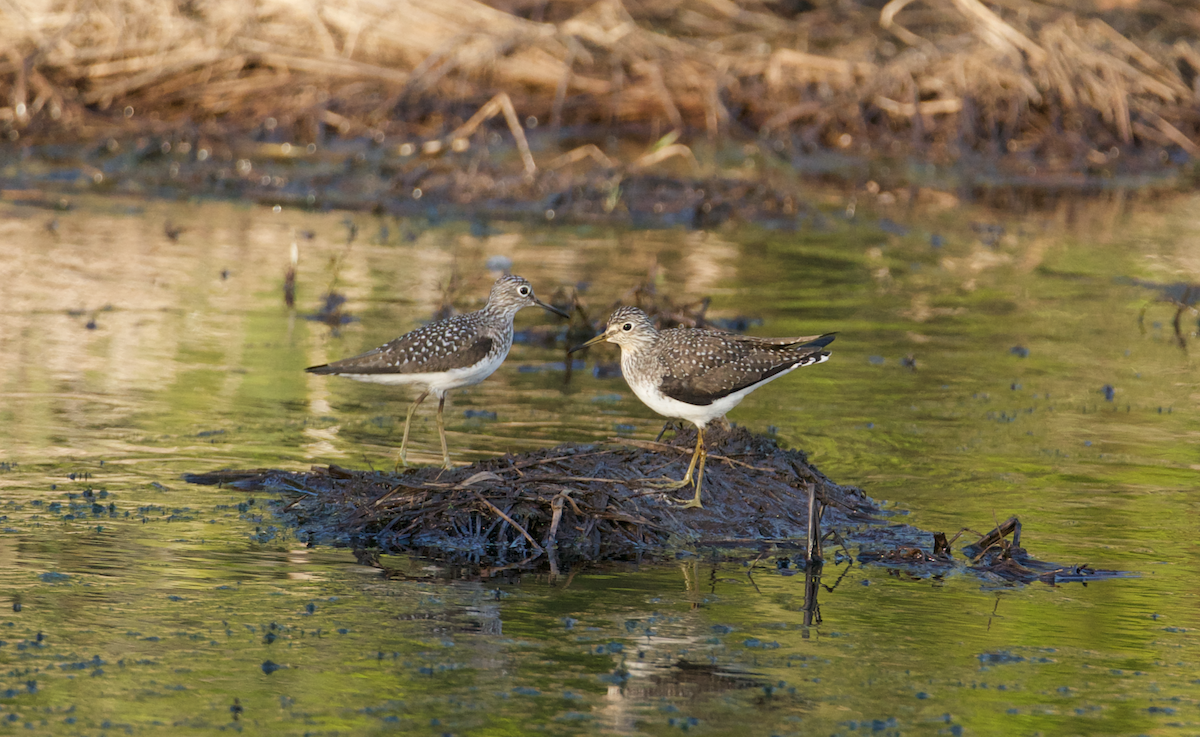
436, 394, 451, 470
644, 428, 703, 491
654, 419, 681, 443
674, 430, 707, 509
396, 390, 430, 469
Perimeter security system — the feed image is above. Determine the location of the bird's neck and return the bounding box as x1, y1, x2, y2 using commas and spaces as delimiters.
481, 302, 520, 322
619, 332, 661, 377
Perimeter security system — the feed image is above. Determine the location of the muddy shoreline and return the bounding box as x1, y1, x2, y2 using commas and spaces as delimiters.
2, 128, 1192, 237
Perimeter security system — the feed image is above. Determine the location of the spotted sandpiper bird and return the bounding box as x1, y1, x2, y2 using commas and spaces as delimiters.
572, 306, 834, 508
306, 275, 569, 469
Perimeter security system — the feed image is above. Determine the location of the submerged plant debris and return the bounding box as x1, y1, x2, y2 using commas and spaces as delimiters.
185, 426, 1129, 584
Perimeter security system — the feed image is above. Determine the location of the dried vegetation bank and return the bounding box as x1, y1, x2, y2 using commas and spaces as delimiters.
2, 0, 1199, 173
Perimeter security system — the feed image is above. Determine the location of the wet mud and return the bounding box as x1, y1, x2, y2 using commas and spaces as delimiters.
185, 426, 1128, 585
3, 122, 1191, 240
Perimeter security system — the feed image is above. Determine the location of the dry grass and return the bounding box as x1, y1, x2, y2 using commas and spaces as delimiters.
2, 0, 1198, 165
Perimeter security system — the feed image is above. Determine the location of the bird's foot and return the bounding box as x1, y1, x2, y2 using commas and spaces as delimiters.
641, 475, 691, 491
669, 495, 704, 510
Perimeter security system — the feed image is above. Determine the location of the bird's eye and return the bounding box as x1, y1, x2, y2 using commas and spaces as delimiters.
518, 286, 530, 296
622, 322, 632, 331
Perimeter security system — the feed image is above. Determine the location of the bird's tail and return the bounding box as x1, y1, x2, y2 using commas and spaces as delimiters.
787, 332, 837, 350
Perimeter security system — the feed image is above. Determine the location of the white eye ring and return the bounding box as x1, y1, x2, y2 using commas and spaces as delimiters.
518, 286, 530, 296
622, 322, 632, 331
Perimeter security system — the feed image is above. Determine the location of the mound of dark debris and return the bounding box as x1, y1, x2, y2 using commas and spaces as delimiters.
185, 426, 1128, 584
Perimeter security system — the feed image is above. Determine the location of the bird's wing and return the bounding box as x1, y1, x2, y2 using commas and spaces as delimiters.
722, 332, 837, 349
656, 330, 832, 406
306, 314, 496, 375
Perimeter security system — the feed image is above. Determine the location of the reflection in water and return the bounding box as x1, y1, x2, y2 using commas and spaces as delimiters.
802, 563, 823, 628
0, 191, 1199, 733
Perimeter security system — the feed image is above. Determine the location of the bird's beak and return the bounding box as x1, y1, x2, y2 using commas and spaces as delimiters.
568, 329, 609, 354
535, 298, 572, 319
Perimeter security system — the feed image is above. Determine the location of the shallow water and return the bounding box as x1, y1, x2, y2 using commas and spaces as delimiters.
1, 189, 1199, 735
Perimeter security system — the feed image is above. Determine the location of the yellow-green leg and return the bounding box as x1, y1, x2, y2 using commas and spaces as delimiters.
397, 389, 430, 469
645, 425, 705, 504
435, 394, 451, 470
677, 434, 708, 509
655, 419, 682, 443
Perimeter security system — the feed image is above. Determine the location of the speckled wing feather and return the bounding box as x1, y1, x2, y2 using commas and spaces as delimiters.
657, 331, 835, 406
306, 314, 495, 375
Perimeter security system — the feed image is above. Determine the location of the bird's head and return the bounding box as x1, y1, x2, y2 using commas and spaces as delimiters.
572, 306, 658, 352
487, 274, 570, 319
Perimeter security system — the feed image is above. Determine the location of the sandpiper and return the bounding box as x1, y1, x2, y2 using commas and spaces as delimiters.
306, 274, 569, 469
573, 306, 834, 508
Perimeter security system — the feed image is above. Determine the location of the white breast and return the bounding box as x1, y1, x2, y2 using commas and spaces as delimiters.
626, 378, 743, 428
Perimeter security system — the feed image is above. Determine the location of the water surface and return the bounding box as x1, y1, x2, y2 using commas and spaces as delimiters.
1, 189, 1198, 734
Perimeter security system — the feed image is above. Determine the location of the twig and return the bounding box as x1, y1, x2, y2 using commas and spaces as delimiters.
545, 144, 615, 170
879, 0, 930, 48
270, 479, 319, 496
609, 438, 774, 472
592, 511, 667, 530
373, 480, 435, 506
974, 516, 1021, 552
546, 493, 566, 547
693, 538, 806, 547
949, 0, 1046, 63
533, 475, 632, 484
744, 567, 762, 594
630, 143, 697, 171
432, 93, 537, 176
805, 481, 823, 565
512, 450, 609, 469
473, 491, 543, 552
802, 562, 822, 626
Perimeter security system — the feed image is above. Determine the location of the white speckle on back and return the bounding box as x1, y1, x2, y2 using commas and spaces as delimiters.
599, 306, 833, 428
310, 275, 546, 397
